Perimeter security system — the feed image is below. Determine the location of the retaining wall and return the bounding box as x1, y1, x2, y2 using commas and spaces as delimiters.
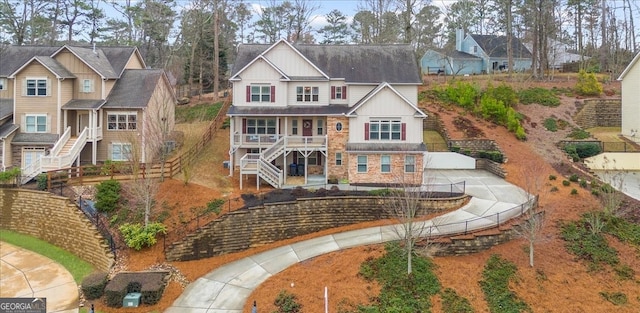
574, 98, 622, 129
165, 195, 468, 261
0, 189, 114, 272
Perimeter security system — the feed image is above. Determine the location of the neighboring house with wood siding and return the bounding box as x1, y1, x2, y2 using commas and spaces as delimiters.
0, 45, 176, 182
227, 39, 427, 189
618, 52, 640, 143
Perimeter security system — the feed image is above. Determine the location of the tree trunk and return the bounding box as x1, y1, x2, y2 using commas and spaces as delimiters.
213, 5, 220, 101
529, 241, 534, 267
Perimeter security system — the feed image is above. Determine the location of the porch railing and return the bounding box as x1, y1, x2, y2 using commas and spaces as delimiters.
49, 126, 71, 157
41, 127, 88, 171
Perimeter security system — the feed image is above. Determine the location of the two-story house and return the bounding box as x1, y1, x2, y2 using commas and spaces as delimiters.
0, 45, 175, 182
421, 30, 532, 75
228, 39, 427, 189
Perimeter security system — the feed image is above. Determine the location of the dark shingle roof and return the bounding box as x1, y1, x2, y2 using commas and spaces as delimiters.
0, 46, 60, 77
470, 35, 532, 58
64, 46, 118, 78
346, 142, 427, 152
12, 132, 59, 144
0, 123, 18, 139
34, 56, 76, 78
227, 104, 350, 116
103, 69, 164, 108
438, 49, 481, 59
98, 46, 138, 77
61, 99, 106, 110
232, 44, 422, 84
0, 99, 13, 120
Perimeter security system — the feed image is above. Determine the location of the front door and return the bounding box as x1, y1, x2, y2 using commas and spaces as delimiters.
302, 119, 312, 136
78, 113, 89, 135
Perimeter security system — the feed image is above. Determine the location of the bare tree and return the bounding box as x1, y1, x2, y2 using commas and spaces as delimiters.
513, 158, 545, 268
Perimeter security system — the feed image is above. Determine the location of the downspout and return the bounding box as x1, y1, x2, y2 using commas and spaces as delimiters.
58, 78, 63, 134
141, 108, 146, 164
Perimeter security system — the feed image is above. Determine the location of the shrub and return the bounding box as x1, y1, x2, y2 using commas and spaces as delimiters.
367, 188, 396, 197
95, 180, 121, 213
479, 95, 508, 125
119, 222, 167, 250
543, 118, 558, 132
0, 167, 21, 185
562, 180, 571, 186
560, 217, 619, 271
575, 70, 603, 96
477, 150, 504, 163
443, 81, 480, 110
548, 175, 557, 180
569, 174, 579, 182
104, 272, 168, 307
571, 188, 578, 195
81, 272, 109, 300
568, 128, 591, 140
441, 288, 474, 313
550, 186, 559, 192
563, 143, 601, 160
518, 87, 561, 106
273, 290, 302, 313
480, 254, 531, 313
485, 83, 518, 107
579, 179, 588, 188
204, 199, 225, 215
599, 291, 628, 305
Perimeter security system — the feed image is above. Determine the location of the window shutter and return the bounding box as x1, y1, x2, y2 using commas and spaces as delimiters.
343, 86, 347, 99
331, 86, 335, 99
364, 123, 369, 140
47, 114, 52, 133
47, 78, 51, 96
401, 123, 406, 140
317, 151, 321, 166
270, 86, 275, 102
90, 79, 94, 92
242, 118, 247, 133
246, 86, 250, 102
22, 79, 27, 96
21, 114, 26, 130
107, 144, 113, 160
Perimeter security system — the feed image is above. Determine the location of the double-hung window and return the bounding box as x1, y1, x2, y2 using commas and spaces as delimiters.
246, 118, 276, 134
405, 155, 416, 173
292, 120, 298, 135
357, 155, 367, 173
107, 112, 137, 130
335, 152, 342, 166
25, 114, 47, 133
296, 86, 319, 102
26, 78, 47, 96
317, 119, 324, 135
381, 155, 391, 173
111, 143, 132, 161
369, 120, 402, 140
250, 85, 271, 102
82, 79, 93, 93
331, 86, 347, 99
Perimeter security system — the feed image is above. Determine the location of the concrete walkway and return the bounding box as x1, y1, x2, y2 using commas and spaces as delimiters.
165, 170, 532, 313
0, 242, 79, 313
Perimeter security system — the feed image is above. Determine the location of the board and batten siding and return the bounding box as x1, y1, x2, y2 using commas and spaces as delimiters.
263, 43, 324, 77
124, 53, 145, 70
348, 88, 424, 144
621, 62, 640, 141
55, 51, 104, 100
286, 82, 328, 106
0, 79, 14, 98
233, 60, 287, 107
14, 63, 60, 134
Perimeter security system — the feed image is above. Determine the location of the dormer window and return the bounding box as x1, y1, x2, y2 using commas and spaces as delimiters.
296, 86, 319, 102
331, 86, 347, 100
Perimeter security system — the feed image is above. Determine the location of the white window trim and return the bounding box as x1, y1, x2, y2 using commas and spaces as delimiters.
381, 155, 391, 173
107, 111, 137, 131
335, 152, 342, 166
0, 78, 6, 90
296, 86, 319, 102
25, 114, 48, 133
357, 155, 368, 173
25, 77, 48, 96
250, 85, 271, 102
81, 79, 94, 93
369, 119, 402, 141
405, 155, 416, 173
110, 142, 132, 161
22, 147, 46, 167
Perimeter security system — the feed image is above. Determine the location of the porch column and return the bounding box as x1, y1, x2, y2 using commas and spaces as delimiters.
229, 118, 234, 177
63, 110, 67, 135
92, 140, 97, 165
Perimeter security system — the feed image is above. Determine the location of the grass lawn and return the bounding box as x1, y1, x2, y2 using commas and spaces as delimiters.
587, 127, 638, 152
175, 102, 223, 123
0, 230, 94, 283
424, 130, 449, 151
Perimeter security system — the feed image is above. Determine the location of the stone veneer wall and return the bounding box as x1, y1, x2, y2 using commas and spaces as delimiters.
347, 153, 424, 185
165, 195, 468, 261
327, 116, 350, 180
574, 98, 622, 129
432, 227, 517, 256
0, 189, 114, 272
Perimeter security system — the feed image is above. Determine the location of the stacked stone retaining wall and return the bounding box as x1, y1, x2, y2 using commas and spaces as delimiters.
574, 98, 622, 129
0, 189, 114, 272
165, 195, 468, 261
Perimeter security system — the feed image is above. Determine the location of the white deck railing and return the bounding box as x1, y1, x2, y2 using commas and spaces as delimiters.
49, 126, 71, 157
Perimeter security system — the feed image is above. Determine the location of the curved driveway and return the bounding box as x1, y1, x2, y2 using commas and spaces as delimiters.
165, 169, 531, 313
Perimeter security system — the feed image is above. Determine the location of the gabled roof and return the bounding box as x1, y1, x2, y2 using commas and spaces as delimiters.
0, 123, 18, 139
0, 98, 13, 120
103, 69, 165, 108
230, 56, 291, 81
12, 132, 59, 145
424, 49, 481, 60
232, 42, 422, 84
55, 46, 118, 79
470, 34, 532, 59
618, 51, 640, 80
99, 46, 143, 77
0, 46, 59, 77
34, 56, 76, 78
346, 82, 427, 117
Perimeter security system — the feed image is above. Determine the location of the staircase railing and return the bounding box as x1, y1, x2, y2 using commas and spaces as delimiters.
258, 158, 283, 188
41, 127, 88, 171
49, 126, 71, 157
262, 136, 285, 162
21, 156, 42, 184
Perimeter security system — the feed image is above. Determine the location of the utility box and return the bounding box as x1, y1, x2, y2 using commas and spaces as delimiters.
223, 160, 230, 169
123, 293, 141, 308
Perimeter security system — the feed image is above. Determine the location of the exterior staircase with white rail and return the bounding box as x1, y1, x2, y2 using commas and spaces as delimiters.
21, 127, 89, 184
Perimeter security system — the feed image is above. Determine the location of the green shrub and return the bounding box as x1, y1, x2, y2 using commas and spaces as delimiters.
485, 83, 518, 107
480, 95, 508, 125
599, 291, 628, 305
441, 288, 474, 313
550, 186, 559, 192
575, 70, 603, 96
442, 81, 480, 110
36, 173, 48, 190
204, 199, 225, 215
119, 222, 167, 250
367, 188, 397, 197
563, 143, 601, 160
543, 118, 558, 132
579, 179, 588, 188
569, 174, 579, 182
480, 254, 531, 313
548, 175, 557, 180
81, 272, 108, 300
562, 180, 570, 186
560, 218, 620, 271
95, 180, 121, 213
614, 265, 635, 280
477, 150, 504, 163
571, 188, 578, 195
518, 87, 560, 106
567, 128, 591, 140
273, 290, 302, 313
0, 168, 21, 185
514, 124, 527, 140
104, 272, 167, 307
